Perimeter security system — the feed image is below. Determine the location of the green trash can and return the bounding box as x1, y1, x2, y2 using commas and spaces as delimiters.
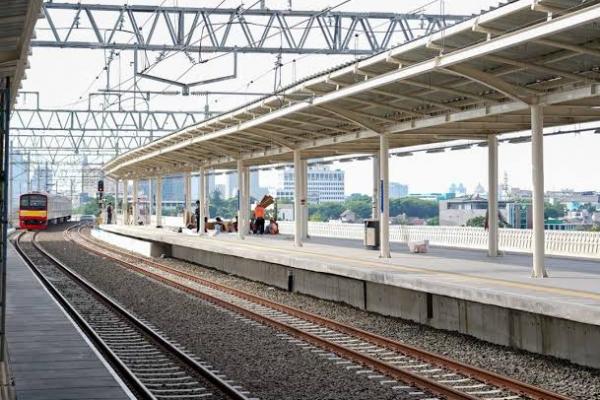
364, 219, 380, 250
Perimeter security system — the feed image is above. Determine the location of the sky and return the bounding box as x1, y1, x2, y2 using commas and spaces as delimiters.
18, 0, 600, 195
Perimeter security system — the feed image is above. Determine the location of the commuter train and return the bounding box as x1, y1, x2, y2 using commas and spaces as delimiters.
19, 192, 72, 230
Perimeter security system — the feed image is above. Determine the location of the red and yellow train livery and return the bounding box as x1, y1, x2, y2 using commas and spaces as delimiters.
19, 192, 72, 230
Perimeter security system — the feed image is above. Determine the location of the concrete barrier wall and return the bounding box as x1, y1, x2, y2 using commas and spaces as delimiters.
95, 228, 600, 369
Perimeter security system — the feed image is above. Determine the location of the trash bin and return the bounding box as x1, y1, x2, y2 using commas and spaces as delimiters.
364, 219, 380, 250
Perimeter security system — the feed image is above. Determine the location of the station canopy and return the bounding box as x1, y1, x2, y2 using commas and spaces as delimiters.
105, 0, 600, 179
0, 0, 40, 104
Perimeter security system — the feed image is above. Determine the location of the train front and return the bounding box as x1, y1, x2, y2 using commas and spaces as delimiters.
19, 193, 48, 230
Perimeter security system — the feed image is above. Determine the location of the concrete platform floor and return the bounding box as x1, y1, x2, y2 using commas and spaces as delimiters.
5, 245, 134, 400
101, 224, 600, 327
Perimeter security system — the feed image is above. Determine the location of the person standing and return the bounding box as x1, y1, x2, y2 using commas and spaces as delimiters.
255, 204, 265, 234
195, 200, 201, 233
106, 203, 113, 224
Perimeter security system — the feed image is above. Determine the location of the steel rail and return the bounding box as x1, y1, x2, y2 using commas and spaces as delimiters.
73, 226, 572, 400
13, 230, 156, 400
16, 227, 252, 400
67, 227, 471, 400
76, 226, 573, 400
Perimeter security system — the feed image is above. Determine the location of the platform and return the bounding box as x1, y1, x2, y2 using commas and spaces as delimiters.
97, 224, 600, 369
5, 245, 134, 400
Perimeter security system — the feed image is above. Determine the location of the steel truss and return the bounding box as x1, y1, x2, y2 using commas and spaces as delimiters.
33, 3, 466, 54
11, 108, 217, 132
11, 131, 156, 154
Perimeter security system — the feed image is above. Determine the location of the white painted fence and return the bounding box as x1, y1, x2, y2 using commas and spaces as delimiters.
111, 214, 600, 259
278, 221, 600, 259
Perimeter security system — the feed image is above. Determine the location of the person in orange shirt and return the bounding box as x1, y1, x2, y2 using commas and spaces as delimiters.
254, 205, 265, 234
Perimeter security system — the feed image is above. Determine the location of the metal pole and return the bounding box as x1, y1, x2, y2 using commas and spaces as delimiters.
237, 161, 245, 239
26, 151, 30, 192
156, 176, 162, 227
198, 169, 205, 235
45, 160, 48, 192
379, 134, 390, 258
1, 78, 11, 362
372, 155, 380, 219
488, 135, 499, 257
293, 149, 302, 247
7, 143, 12, 223
531, 104, 547, 278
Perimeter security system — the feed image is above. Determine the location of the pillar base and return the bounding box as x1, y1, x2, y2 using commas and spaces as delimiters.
531, 270, 549, 278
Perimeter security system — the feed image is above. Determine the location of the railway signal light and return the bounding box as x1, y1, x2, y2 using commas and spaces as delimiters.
98, 179, 104, 192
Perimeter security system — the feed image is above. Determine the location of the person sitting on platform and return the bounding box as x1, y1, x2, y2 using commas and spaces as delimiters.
266, 218, 279, 235
214, 217, 225, 233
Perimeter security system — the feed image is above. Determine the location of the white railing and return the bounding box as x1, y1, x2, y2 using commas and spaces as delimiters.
278, 221, 600, 259
109, 215, 600, 259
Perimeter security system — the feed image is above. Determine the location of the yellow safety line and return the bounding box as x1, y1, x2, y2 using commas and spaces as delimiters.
122, 227, 600, 302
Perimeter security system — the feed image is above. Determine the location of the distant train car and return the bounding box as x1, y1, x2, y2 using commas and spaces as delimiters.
19, 192, 72, 230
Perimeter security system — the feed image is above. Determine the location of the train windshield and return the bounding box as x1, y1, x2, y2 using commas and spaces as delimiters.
20, 194, 47, 210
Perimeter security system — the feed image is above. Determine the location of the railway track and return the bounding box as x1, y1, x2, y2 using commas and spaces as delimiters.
69, 224, 573, 400
14, 228, 256, 400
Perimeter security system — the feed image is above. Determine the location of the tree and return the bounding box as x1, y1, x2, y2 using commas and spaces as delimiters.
466, 215, 486, 227
389, 198, 438, 219
544, 202, 566, 219
345, 194, 372, 220
426, 216, 439, 226
207, 190, 239, 219
308, 202, 345, 222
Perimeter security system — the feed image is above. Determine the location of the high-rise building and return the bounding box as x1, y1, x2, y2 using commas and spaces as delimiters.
80, 155, 103, 201
32, 163, 53, 192
226, 172, 237, 199
389, 182, 408, 199
10, 152, 29, 215
162, 176, 184, 202
275, 166, 345, 203
207, 173, 216, 195
250, 170, 268, 201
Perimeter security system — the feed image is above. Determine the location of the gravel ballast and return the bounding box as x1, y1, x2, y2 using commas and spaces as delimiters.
79, 226, 600, 400
38, 225, 433, 400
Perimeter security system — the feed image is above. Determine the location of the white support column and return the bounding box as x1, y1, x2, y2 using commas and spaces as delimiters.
204, 171, 211, 219
379, 135, 391, 258
122, 179, 129, 225
183, 172, 191, 226
300, 159, 308, 240
132, 179, 139, 225
293, 149, 303, 247
237, 161, 245, 240
156, 176, 162, 227
115, 179, 120, 224
244, 167, 250, 221
148, 177, 153, 225
488, 135, 499, 257
198, 169, 205, 235
531, 104, 548, 278
372, 155, 380, 219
